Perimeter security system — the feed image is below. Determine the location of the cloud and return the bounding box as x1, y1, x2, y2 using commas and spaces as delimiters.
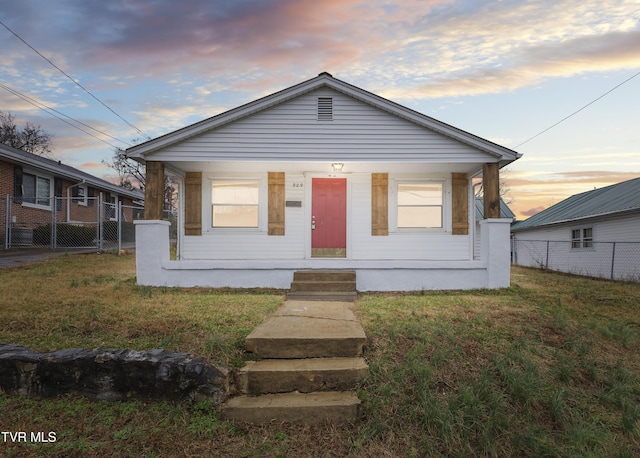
505, 169, 640, 219
78, 162, 108, 169
5, 0, 638, 104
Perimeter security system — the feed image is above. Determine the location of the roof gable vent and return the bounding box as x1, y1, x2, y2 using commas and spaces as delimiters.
317, 97, 333, 121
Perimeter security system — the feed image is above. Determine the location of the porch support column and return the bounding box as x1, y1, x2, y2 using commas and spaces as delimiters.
134, 220, 170, 286
483, 163, 500, 219
144, 161, 165, 220
480, 218, 512, 288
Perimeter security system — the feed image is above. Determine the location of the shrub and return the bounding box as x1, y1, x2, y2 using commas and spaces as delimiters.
34, 224, 97, 247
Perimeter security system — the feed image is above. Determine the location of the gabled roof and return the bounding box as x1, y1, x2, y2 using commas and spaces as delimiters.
512, 177, 640, 232
0, 142, 144, 201
474, 197, 515, 220
127, 72, 521, 166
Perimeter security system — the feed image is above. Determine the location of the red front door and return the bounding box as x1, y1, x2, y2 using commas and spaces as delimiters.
312, 178, 346, 257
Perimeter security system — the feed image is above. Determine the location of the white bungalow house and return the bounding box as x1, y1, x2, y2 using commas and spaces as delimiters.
128, 72, 521, 291
511, 177, 640, 281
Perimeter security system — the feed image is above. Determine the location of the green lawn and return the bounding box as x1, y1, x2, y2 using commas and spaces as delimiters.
1, 253, 639, 457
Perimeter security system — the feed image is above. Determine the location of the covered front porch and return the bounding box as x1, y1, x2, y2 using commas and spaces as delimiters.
134, 216, 512, 291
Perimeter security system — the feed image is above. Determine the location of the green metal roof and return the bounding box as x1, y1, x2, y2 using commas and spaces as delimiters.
512, 177, 640, 232
474, 197, 515, 220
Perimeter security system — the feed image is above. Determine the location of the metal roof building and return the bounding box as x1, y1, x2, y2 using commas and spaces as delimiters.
512, 177, 640, 232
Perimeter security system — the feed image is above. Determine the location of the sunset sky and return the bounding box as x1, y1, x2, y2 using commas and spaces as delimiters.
2, 0, 639, 220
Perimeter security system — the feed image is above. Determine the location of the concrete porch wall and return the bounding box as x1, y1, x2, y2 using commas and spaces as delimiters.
134, 219, 513, 291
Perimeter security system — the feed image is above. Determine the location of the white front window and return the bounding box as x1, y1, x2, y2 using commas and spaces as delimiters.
211, 181, 260, 228
396, 182, 443, 229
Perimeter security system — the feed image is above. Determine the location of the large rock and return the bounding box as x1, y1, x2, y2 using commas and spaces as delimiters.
0, 343, 230, 404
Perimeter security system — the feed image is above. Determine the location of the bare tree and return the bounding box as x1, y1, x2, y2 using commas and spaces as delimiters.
474, 168, 513, 205
0, 111, 54, 156
103, 145, 146, 190
103, 143, 179, 213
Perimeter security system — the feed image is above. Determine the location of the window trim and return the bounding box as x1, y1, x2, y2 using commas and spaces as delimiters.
571, 227, 594, 249
207, 177, 266, 232
21, 170, 53, 210
390, 177, 448, 233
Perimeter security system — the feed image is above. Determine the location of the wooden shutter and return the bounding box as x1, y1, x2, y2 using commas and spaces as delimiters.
54, 178, 63, 211
13, 166, 23, 203
371, 173, 388, 236
268, 172, 285, 236
184, 171, 202, 236
451, 173, 469, 235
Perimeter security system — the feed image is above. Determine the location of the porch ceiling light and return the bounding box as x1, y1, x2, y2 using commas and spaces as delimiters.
331, 162, 344, 172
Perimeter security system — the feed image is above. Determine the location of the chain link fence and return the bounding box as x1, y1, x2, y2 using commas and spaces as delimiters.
1, 194, 148, 254
512, 239, 640, 282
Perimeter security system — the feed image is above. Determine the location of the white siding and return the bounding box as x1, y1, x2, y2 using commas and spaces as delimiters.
349, 173, 471, 260
512, 213, 640, 280
181, 170, 472, 262
513, 214, 640, 243
152, 88, 493, 164
182, 172, 306, 260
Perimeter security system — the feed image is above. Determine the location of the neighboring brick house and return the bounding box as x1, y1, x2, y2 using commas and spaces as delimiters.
1, 142, 144, 248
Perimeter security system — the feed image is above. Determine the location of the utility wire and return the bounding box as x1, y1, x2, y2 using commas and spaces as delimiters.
1, 83, 127, 150
0, 19, 150, 140
515, 70, 640, 148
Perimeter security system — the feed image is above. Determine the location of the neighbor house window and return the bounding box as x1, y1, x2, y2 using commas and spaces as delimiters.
397, 182, 443, 228
74, 185, 87, 205
571, 228, 593, 249
106, 195, 118, 220
211, 181, 260, 227
22, 172, 51, 207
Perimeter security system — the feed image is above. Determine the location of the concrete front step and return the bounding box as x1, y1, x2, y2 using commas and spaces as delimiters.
221, 391, 361, 424
285, 291, 357, 302
245, 301, 367, 358
290, 280, 356, 292
237, 357, 368, 394
287, 270, 358, 302
293, 270, 356, 282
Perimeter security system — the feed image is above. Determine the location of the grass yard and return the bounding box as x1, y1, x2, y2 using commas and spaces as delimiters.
1, 253, 640, 457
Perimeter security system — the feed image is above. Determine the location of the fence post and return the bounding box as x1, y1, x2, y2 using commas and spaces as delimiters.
611, 242, 616, 280
118, 201, 122, 255
5, 194, 9, 250
545, 241, 550, 268
97, 193, 103, 252
51, 198, 56, 250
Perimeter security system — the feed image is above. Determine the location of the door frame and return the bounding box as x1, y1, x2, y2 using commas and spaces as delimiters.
304, 172, 351, 259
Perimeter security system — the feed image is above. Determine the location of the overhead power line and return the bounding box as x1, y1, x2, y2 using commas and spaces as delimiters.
0, 19, 149, 140
515, 69, 640, 148
1, 83, 130, 150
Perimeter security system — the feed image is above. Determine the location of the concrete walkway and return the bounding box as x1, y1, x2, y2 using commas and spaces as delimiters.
222, 299, 368, 424
0, 246, 132, 269
245, 300, 367, 358
0, 250, 81, 269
